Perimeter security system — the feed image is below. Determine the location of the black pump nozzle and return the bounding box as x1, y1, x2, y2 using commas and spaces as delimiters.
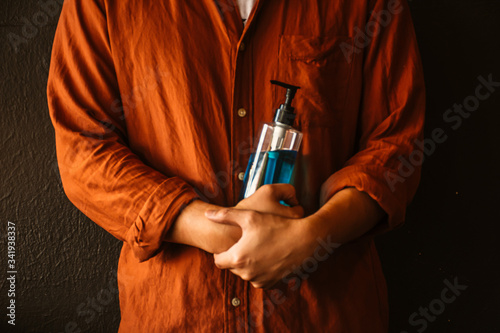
271, 80, 301, 126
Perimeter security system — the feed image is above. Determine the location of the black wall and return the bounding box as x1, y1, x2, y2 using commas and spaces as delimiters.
1, 0, 499, 332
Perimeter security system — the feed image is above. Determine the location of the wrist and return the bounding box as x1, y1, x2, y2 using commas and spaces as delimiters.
294, 215, 342, 269
166, 199, 221, 251
304, 187, 385, 245
290, 216, 323, 263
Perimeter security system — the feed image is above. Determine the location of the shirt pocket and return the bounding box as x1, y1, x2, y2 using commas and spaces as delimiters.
275, 35, 354, 129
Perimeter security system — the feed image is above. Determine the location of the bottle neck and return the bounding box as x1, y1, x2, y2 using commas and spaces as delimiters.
273, 105, 296, 126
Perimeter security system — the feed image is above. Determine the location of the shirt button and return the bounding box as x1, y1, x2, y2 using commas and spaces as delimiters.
238, 172, 245, 181
239, 42, 246, 51
237, 108, 247, 117
231, 297, 241, 307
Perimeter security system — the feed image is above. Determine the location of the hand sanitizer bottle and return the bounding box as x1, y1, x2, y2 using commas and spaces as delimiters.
239, 80, 302, 200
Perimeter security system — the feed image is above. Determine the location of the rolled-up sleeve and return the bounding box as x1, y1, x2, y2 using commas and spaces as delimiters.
47, 0, 199, 262
320, 0, 425, 230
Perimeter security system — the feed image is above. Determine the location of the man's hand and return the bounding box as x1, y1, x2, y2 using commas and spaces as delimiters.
236, 183, 304, 218
206, 184, 309, 289
206, 186, 386, 289
207, 208, 310, 289
166, 184, 304, 255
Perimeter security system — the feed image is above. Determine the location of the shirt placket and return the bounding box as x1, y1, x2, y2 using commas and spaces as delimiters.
227, 32, 255, 333
216, 1, 261, 331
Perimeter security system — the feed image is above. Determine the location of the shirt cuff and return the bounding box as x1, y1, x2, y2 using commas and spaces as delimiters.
320, 164, 408, 233
125, 177, 199, 262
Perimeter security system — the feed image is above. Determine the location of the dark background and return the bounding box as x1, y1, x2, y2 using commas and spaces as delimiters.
1, 0, 499, 332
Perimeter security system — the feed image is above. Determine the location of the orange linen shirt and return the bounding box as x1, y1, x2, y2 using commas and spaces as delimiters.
47, 0, 425, 332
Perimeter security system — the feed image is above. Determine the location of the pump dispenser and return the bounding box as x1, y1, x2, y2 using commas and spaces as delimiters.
239, 80, 303, 200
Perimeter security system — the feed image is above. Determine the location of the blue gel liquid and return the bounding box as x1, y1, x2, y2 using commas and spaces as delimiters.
239, 150, 298, 201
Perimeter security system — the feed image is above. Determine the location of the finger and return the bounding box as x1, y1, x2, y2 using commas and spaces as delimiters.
265, 202, 304, 219
213, 250, 233, 270
213, 239, 246, 270
250, 281, 264, 289
288, 204, 304, 219
213, 226, 254, 270
251, 278, 279, 289
205, 208, 250, 228
260, 184, 299, 206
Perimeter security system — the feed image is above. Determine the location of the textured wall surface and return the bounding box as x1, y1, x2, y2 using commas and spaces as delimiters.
1, 0, 499, 332
1, 1, 122, 332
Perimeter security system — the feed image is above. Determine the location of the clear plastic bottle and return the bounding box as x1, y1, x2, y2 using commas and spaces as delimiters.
239, 81, 302, 200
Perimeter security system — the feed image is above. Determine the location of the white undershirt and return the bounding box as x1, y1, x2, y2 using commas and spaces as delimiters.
236, 0, 257, 23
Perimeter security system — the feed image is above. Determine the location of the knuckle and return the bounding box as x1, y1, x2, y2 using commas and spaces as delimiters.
232, 253, 242, 266
240, 272, 250, 281
218, 208, 231, 218
293, 206, 305, 218
260, 184, 274, 195
241, 270, 256, 282
232, 253, 247, 268
244, 211, 259, 225
251, 281, 263, 289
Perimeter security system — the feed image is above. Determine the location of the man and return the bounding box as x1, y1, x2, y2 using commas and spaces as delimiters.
47, 0, 425, 331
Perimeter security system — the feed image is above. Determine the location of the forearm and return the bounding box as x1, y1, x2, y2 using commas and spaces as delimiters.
208, 186, 385, 288
304, 187, 386, 245
165, 200, 242, 254
166, 184, 305, 254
